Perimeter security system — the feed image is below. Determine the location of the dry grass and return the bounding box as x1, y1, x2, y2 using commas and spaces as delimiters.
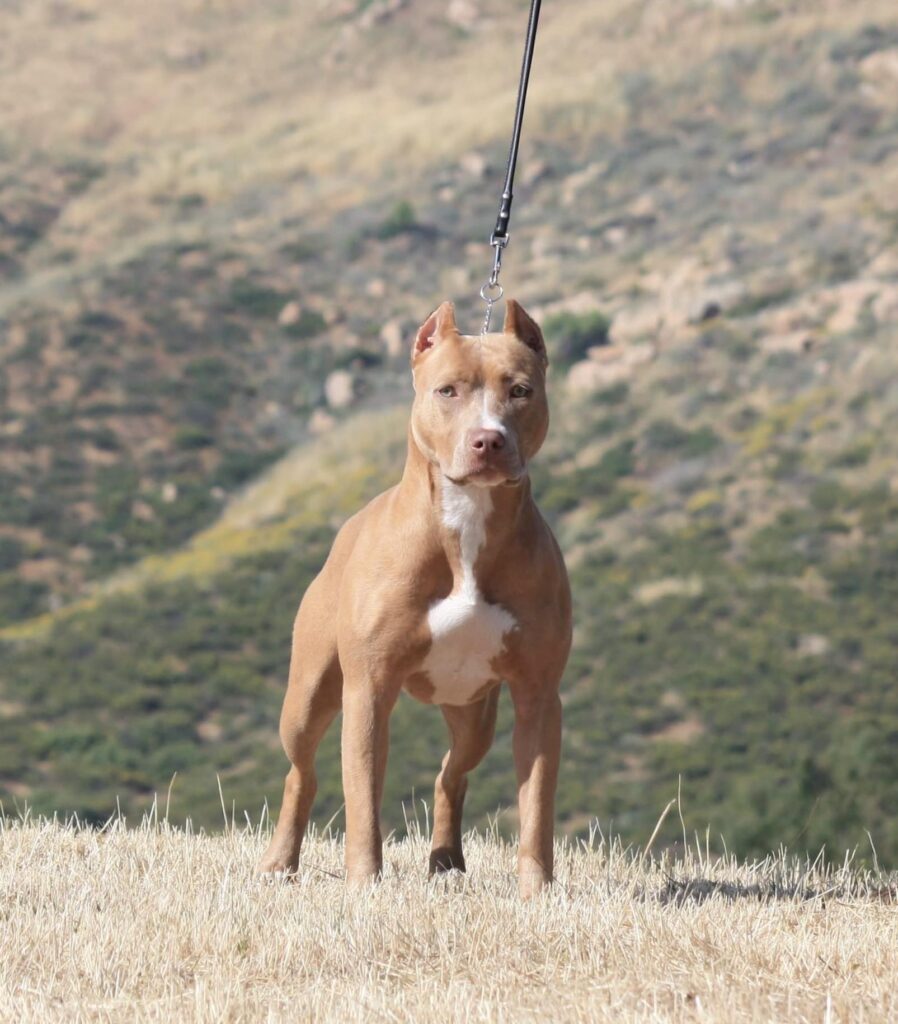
2, 816, 897, 1022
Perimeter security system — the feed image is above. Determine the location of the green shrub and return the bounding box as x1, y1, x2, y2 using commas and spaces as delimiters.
591, 382, 629, 405
831, 440, 873, 469
644, 420, 720, 458
335, 347, 382, 370
0, 536, 25, 571
215, 447, 284, 490
65, 330, 104, 351
227, 278, 289, 319
810, 480, 846, 512
0, 573, 48, 625
280, 238, 320, 262
77, 310, 121, 332
593, 439, 636, 483
283, 310, 327, 340
545, 311, 611, 368
728, 286, 795, 318
95, 464, 140, 529
376, 201, 418, 239
184, 357, 235, 406
175, 426, 216, 450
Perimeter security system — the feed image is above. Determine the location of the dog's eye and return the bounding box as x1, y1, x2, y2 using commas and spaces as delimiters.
437, 385, 457, 398
510, 384, 531, 399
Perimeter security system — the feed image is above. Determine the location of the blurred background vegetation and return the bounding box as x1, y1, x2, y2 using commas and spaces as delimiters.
1, 0, 898, 861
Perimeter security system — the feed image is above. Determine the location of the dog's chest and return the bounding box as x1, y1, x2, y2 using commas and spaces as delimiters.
421, 484, 516, 705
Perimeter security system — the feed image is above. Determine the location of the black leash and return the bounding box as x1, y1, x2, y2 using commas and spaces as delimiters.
480, 0, 543, 334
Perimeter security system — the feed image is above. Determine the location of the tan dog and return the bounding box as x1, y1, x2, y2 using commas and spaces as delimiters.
258, 300, 571, 897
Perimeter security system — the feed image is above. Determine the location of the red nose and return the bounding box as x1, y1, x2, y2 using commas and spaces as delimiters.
469, 429, 506, 453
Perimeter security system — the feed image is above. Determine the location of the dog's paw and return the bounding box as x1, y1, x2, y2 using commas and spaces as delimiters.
256, 866, 297, 885
429, 846, 467, 876
255, 851, 299, 883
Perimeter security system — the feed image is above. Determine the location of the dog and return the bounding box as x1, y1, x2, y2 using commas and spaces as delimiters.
258, 299, 571, 897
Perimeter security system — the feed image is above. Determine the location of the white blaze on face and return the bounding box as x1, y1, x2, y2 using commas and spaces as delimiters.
422, 480, 517, 705
480, 390, 507, 436
450, 388, 510, 477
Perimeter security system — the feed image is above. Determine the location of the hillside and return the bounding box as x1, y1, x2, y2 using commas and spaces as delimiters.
2, 0, 898, 859
2, 819, 897, 1022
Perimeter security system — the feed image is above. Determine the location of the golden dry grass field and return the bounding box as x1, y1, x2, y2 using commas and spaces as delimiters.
1, 816, 897, 1023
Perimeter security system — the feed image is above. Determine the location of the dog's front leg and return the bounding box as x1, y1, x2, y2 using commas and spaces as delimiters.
341, 679, 398, 886
511, 689, 562, 899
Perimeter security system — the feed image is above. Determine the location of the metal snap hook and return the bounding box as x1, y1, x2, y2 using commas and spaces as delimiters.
479, 281, 504, 303
479, 280, 504, 335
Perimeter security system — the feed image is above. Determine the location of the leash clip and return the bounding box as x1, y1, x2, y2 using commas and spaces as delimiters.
479, 235, 509, 335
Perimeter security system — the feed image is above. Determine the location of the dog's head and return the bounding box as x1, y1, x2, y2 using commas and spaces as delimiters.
409, 300, 549, 487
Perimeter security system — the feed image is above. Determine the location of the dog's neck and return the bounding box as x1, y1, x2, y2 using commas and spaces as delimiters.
400, 425, 532, 548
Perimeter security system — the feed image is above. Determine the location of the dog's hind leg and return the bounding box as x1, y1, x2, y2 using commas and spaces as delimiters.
257, 588, 342, 878
429, 688, 499, 875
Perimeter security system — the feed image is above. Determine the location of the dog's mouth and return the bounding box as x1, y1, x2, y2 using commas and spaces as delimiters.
446, 465, 525, 488
441, 443, 525, 488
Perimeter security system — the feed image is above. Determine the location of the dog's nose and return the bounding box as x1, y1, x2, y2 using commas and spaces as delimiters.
470, 429, 506, 453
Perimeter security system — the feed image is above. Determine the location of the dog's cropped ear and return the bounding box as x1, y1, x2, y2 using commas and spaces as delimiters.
504, 299, 548, 368
413, 301, 458, 363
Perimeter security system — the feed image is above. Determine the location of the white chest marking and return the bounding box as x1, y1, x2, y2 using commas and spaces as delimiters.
422, 481, 517, 705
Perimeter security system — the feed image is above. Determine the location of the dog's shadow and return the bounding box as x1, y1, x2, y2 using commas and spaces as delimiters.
656, 875, 898, 906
